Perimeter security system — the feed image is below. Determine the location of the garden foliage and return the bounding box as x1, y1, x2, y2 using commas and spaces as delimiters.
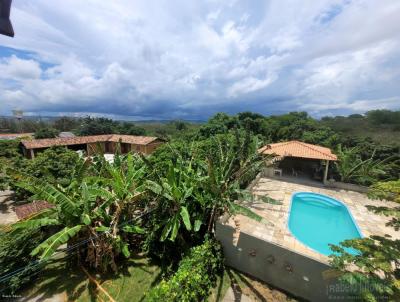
34, 127, 59, 139
146, 238, 223, 302
330, 180, 400, 301
0, 227, 46, 294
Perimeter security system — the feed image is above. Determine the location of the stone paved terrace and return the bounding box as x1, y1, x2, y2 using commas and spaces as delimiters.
225, 177, 399, 264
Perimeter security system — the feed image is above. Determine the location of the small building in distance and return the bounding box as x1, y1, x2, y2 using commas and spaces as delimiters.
58, 131, 76, 138
21, 134, 165, 159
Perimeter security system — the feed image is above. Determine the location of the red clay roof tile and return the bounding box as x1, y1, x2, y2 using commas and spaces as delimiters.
15, 201, 54, 220
258, 140, 337, 161
21, 134, 162, 149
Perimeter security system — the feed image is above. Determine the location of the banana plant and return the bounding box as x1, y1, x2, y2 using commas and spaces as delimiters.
12, 153, 147, 271
146, 159, 205, 241
335, 145, 393, 185
202, 132, 265, 232
12, 178, 91, 260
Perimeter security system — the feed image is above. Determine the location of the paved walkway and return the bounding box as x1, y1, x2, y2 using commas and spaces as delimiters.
0, 190, 18, 225
227, 177, 399, 263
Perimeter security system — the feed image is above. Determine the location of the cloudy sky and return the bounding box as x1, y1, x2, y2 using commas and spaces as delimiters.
0, 0, 399, 120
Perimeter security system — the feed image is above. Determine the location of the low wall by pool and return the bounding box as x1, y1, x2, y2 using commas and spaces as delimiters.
216, 219, 357, 302
325, 181, 369, 193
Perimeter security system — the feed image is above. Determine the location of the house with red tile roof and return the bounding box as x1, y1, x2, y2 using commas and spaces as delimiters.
21, 134, 165, 159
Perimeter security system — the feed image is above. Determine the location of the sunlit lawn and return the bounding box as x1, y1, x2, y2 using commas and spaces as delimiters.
22, 255, 295, 301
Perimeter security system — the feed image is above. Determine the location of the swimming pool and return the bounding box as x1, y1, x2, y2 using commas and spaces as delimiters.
288, 192, 362, 256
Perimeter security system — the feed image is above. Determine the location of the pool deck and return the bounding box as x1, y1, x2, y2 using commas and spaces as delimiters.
225, 177, 399, 264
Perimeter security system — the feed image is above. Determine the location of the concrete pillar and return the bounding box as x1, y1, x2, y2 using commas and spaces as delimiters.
323, 160, 329, 184
30, 149, 35, 159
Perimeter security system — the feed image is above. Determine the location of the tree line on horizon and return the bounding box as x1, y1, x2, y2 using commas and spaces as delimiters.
0, 109, 399, 140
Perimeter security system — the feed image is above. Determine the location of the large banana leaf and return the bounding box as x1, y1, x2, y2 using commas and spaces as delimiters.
89, 187, 115, 202
122, 225, 145, 234
170, 216, 180, 241
12, 217, 60, 230
230, 203, 263, 222
160, 219, 173, 241
180, 206, 191, 231
17, 179, 78, 217
146, 180, 162, 194
31, 225, 83, 259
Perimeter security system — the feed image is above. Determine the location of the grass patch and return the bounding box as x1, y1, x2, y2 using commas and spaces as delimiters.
21, 254, 162, 302
209, 267, 299, 302
208, 270, 231, 301
19, 255, 298, 302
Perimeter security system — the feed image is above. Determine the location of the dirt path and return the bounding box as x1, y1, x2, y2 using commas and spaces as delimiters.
0, 190, 18, 225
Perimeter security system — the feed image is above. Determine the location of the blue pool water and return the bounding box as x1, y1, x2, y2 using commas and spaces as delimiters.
288, 192, 362, 256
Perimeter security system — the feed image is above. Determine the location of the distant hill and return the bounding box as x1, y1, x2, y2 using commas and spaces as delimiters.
320, 110, 400, 145
0, 115, 205, 124
133, 119, 205, 124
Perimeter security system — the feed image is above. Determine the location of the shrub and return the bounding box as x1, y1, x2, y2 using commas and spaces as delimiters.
146, 239, 223, 302
368, 180, 400, 203
77, 116, 116, 135
10, 147, 83, 200
34, 127, 59, 139
23, 147, 81, 186
0, 140, 26, 190
0, 227, 46, 294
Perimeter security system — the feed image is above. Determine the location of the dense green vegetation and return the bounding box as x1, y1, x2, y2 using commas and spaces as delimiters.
330, 180, 400, 301
0, 145, 82, 199
193, 111, 399, 186
147, 238, 223, 301
0, 124, 265, 300
12, 153, 147, 272
321, 110, 400, 144
34, 127, 60, 139
77, 116, 146, 136
0, 228, 46, 294
0, 115, 194, 139
0, 109, 399, 301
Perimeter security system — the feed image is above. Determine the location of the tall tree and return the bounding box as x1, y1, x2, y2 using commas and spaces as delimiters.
77, 116, 116, 136
34, 127, 59, 139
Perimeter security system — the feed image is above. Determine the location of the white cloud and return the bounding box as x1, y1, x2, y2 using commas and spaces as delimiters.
296, 40, 400, 109
0, 0, 399, 118
0, 55, 41, 79
228, 75, 276, 97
